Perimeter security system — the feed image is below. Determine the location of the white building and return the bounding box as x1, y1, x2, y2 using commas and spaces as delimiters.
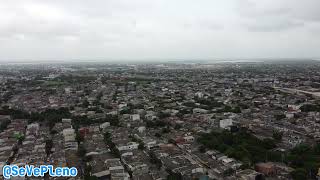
105, 159, 130, 180
117, 142, 139, 151
219, 119, 233, 129
145, 111, 157, 121
193, 108, 209, 114
137, 126, 146, 133
107, 111, 118, 116
183, 136, 195, 142
26, 123, 39, 136
62, 118, 72, 124
192, 167, 206, 174
100, 122, 110, 130
118, 103, 127, 109
195, 92, 204, 99
105, 159, 125, 171
62, 128, 76, 142
130, 114, 140, 121
285, 112, 295, 119
64, 87, 72, 94
288, 104, 301, 111
143, 139, 157, 150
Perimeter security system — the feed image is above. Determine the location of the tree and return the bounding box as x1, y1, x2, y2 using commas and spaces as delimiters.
155, 133, 162, 138
14, 133, 25, 145
82, 100, 90, 108
275, 114, 286, 120
0, 119, 11, 132
291, 144, 310, 155
104, 132, 111, 141
29, 112, 42, 123
84, 164, 93, 178
198, 129, 278, 164
96, 92, 103, 101
105, 115, 120, 126
223, 168, 235, 176
162, 127, 170, 134
146, 120, 167, 128
104, 132, 120, 158
45, 139, 53, 155
84, 175, 98, 180
76, 131, 84, 144
255, 174, 265, 180
291, 168, 308, 180
314, 143, 320, 154
77, 145, 87, 157
149, 151, 162, 169
198, 145, 206, 153
158, 112, 170, 119
232, 106, 241, 113
300, 104, 320, 112
174, 124, 182, 130
34, 108, 72, 130
138, 142, 145, 150
50, 129, 58, 134
272, 131, 283, 141
262, 138, 276, 149
120, 107, 132, 114
167, 172, 182, 180
224, 105, 232, 112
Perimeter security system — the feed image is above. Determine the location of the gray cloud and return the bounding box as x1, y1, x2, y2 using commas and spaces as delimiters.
237, 0, 320, 32
244, 18, 305, 32
0, 0, 319, 61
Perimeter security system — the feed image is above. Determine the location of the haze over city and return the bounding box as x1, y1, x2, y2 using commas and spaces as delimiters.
1, 1, 320, 180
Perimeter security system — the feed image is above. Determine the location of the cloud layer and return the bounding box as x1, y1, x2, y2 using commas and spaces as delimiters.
0, 0, 319, 61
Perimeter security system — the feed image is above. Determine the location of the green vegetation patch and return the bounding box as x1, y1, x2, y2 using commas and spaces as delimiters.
198, 129, 277, 166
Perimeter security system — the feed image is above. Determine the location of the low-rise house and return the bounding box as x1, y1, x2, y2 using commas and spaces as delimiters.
62, 128, 76, 142
219, 119, 233, 129
100, 122, 111, 130
183, 136, 194, 143
105, 158, 130, 180
236, 169, 262, 180
117, 142, 139, 151
130, 114, 140, 121
193, 108, 208, 114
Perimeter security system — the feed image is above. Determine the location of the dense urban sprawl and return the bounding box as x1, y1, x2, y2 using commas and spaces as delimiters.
0, 61, 320, 180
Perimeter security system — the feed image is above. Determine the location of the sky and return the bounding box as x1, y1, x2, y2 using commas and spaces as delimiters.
0, 0, 320, 62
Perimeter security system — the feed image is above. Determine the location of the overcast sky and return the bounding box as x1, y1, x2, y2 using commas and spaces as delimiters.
0, 0, 320, 62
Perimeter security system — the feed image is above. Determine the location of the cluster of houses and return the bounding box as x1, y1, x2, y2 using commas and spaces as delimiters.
13, 123, 48, 167
0, 118, 27, 177
1, 62, 320, 179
